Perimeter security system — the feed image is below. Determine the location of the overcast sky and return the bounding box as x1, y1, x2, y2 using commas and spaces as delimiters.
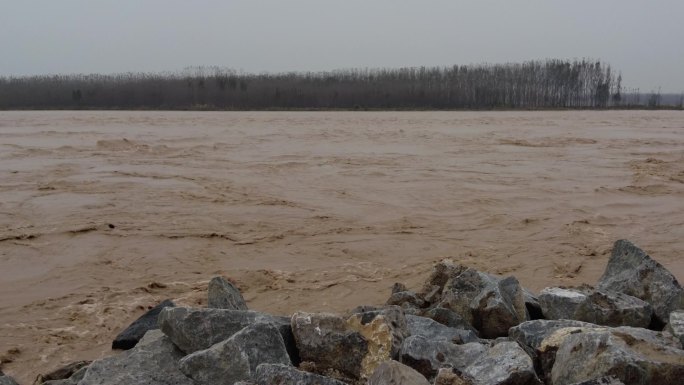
1, 0, 682, 92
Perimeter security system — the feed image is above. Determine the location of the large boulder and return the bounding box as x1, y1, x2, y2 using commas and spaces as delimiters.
37, 361, 90, 385
207, 276, 248, 310
0, 374, 19, 385
405, 315, 478, 344
399, 336, 540, 384
158, 307, 299, 365
368, 360, 430, 385
179, 323, 291, 385
549, 327, 684, 385
509, 319, 598, 351
439, 269, 527, 338
598, 240, 684, 323
76, 329, 194, 385
420, 307, 477, 333
665, 310, 684, 347
112, 299, 175, 350
254, 363, 347, 385
539, 287, 653, 328
291, 312, 367, 380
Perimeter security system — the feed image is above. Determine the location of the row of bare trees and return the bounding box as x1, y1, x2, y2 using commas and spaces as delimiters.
0, 59, 675, 110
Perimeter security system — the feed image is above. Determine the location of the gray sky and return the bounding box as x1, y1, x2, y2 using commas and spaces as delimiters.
1, 0, 682, 92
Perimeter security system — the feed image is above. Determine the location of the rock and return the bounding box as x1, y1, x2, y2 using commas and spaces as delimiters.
420, 259, 468, 296
665, 310, 684, 347
36, 361, 90, 384
157, 307, 297, 362
523, 288, 544, 320
439, 269, 527, 338
576, 290, 653, 328
539, 287, 653, 328
0, 375, 19, 385
254, 363, 347, 385
291, 312, 367, 380
386, 291, 426, 310
42, 366, 88, 385
509, 319, 599, 351
549, 327, 684, 385
207, 276, 248, 310
367, 360, 430, 385
405, 315, 478, 344
538, 287, 590, 320
391, 282, 409, 294
567, 377, 625, 385
461, 341, 541, 385
434, 368, 475, 385
77, 329, 194, 385
179, 323, 291, 385
347, 307, 410, 378
399, 336, 540, 384
399, 335, 486, 379
598, 239, 684, 323
112, 299, 175, 350
420, 307, 477, 333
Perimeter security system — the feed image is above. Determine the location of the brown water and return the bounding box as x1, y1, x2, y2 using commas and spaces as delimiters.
1, 110, 683, 382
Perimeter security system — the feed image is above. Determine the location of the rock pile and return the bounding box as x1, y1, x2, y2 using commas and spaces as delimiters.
18, 240, 684, 385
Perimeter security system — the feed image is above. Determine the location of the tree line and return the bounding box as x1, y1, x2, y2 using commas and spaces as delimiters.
0, 59, 679, 110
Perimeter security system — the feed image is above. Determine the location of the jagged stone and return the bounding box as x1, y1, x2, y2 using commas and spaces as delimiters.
367, 360, 430, 385
509, 319, 599, 351
538, 287, 590, 320
567, 377, 625, 385
539, 287, 652, 328
439, 269, 527, 338
399, 336, 539, 384
347, 307, 410, 379
420, 259, 468, 297
665, 310, 684, 347
462, 341, 541, 385
405, 315, 478, 344
400, 335, 486, 379
386, 291, 426, 310
0, 374, 19, 385
37, 361, 90, 384
254, 363, 347, 385
207, 276, 248, 310
420, 307, 478, 334
112, 299, 175, 350
77, 329, 194, 385
598, 239, 684, 323
434, 368, 475, 385
549, 327, 684, 385
391, 282, 409, 294
178, 323, 291, 385
523, 288, 544, 320
157, 307, 295, 355
291, 312, 367, 379
42, 366, 88, 385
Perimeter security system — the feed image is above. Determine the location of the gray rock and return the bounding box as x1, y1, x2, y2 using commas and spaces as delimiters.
208, 276, 248, 310
539, 287, 653, 328
254, 363, 347, 385
405, 315, 478, 344
461, 341, 541, 385
539, 287, 590, 320
400, 335, 486, 379
112, 299, 175, 350
368, 360, 430, 385
157, 307, 296, 358
550, 327, 684, 385
291, 312, 367, 379
665, 310, 684, 347
399, 336, 540, 384
386, 291, 426, 310
43, 366, 88, 385
440, 269, 527, 338
509, 319, 599, 351
567, 377, 625, 385
179, 323, 291, 385
523, 288, 544, 320
38, 361, 90, 385
0, 375, 19, 385
420, 307, 478, 333
434, 368, 475, 385
576, 290, 653, 328
420, 259, 468, 296
598, 239, 684, 323
76, 330, 194, 385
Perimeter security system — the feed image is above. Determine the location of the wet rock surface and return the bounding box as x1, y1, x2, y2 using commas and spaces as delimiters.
112, 299, 175, 350
207, 276, 248, 310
